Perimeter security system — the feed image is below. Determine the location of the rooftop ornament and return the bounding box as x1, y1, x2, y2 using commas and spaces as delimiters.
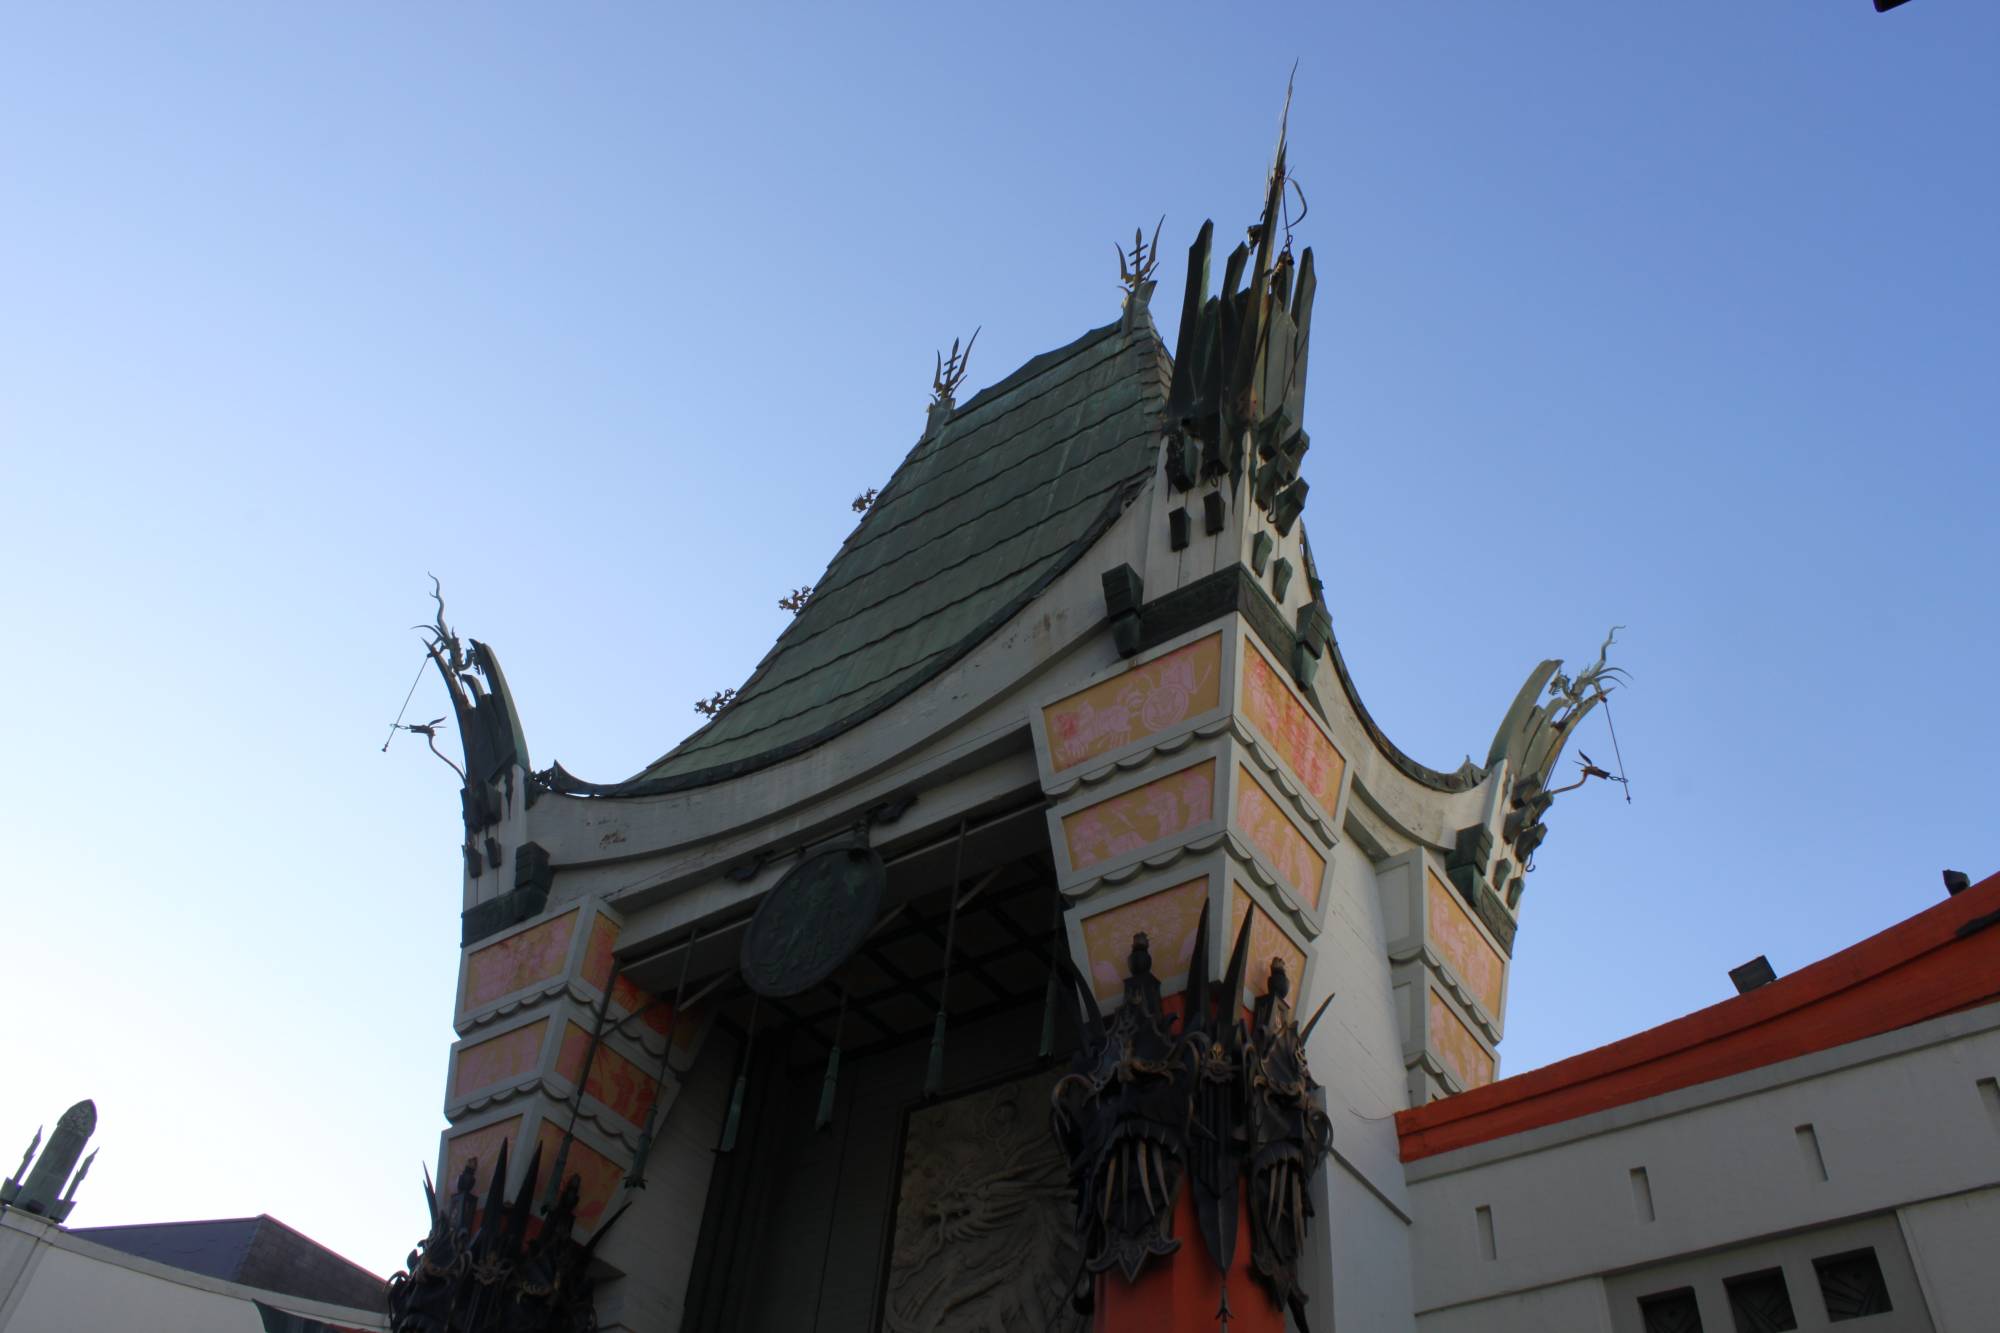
2, 1099, 98, 1223
1052, 906, 1333, 1328
387, 1142, 619, 1333
1162, 70, 1317, 537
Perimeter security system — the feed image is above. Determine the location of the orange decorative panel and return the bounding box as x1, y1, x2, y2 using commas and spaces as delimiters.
1044, 634, 1223, 772
1229, 887, 1306, 1008
1062, 760, 1216, 872
533, 1121, 625, 1233
1081, 878, 1209, 1002
1241, 647, 1345, 818
581, 914, 618, 991
556, 1023, 659, 1131
463, 909, 578, 1011
1427, 869, 1506, 1018
454, 1019, 549, 1098
613, 976, 674, 1036
1233, 768, 1325, 908
1428, 990, 1496, 1090
442, 1116, 522, 1197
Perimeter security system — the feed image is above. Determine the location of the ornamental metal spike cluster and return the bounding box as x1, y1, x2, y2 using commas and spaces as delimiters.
1163, 80, 1316, 536
387, 1142, 622, 1333
1051, 905, 1334, 1329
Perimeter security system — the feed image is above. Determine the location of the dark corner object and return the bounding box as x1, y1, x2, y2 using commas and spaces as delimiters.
1875, 0, 1915, 10
1730, 955, 1778, 994
1942, 869, 1970, 896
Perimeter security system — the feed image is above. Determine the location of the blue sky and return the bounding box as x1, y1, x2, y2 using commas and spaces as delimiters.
3, 2, 1993, 1278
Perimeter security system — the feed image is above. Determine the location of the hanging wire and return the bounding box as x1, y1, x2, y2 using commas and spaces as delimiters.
719, 993, 759, 1154
924, 819, 968, 1099
624, 923, 702, 1187
815, 983, 849, 1131
380, 651, 433, 752
1602, 694, 1633, 803
1037, 890, 1063, 1060
547, 955, 621, 1209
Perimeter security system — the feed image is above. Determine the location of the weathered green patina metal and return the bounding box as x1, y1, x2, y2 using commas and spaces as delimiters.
738, 844, 887, 998
541, 319, 1170, 798
2, 1099, 96, 1222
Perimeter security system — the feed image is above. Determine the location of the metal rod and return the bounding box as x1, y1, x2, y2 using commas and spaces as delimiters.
924, 819, 968, 1098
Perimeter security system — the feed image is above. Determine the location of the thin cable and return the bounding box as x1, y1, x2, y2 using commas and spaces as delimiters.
380, 652, 431, 752
1602, 694, 1633, 803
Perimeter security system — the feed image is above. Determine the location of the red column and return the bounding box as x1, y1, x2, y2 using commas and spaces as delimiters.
1095, 1190, 1285, 1333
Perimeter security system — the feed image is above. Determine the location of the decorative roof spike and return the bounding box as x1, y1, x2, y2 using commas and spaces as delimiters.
1, 1099, 96, 1223
1118, 217, 1165, 332
1162, 71, 1318, 512
931, 328, 979, 407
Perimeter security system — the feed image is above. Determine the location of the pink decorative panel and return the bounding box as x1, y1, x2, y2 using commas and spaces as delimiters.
1080, 878, 1208, 1002
1233, 767, 1325, 908
462, 910, 578, 1011
442, 1116, 522, 1197
1229, 887, 1307, 1008
581, 914, 617, 991
1428, 990, 1496, 1090
454, 1019, 549, 1098
533, 1121, 625, 1234
1427, 869, 1506, 1018
1062, 760, 1216, 872
1044, 634, 1223, 772
1241, 647, 1346, 817
556, 1022, 659, 1131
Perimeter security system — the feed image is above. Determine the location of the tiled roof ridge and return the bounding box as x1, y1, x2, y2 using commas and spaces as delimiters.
581, 319, 1169, 795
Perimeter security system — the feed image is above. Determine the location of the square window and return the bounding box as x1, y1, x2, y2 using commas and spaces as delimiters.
1814, 1248, 1893, 1321
1639, 1286, 1704, 1333
1724, 1267, 1798, 1332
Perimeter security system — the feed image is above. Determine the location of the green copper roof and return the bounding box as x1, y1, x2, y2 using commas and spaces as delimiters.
624, 316, 1170, 791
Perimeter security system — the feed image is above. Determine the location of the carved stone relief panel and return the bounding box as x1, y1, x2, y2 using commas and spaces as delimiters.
881, 1066, 1079, 1332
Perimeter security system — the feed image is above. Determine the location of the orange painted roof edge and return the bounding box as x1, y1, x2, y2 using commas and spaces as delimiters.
1397, 869, 2000, 1162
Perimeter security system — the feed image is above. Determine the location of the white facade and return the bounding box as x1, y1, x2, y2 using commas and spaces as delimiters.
0, 1210, 388, 1333
1404, 1004, 2000, 1332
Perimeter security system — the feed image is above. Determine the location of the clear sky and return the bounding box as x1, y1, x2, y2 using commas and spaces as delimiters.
3, 1, 1993, 1281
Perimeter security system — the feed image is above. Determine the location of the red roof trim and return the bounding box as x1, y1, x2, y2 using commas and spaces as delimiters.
1397, 870, 2000, 1163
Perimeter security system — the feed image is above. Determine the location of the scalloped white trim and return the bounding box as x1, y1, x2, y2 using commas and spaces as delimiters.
1227, 718, 1341, 848
458, 982, 674, 1061
1220, 832, 1322, 940
1385, 945, 1503, 1043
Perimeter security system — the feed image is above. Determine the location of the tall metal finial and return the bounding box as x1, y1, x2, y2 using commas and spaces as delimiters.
931, 328, 980, 406
1118, 217, 1165, 294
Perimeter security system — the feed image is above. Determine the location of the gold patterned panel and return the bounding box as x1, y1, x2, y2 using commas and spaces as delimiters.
1241, 646, 1346, 817
1061, 760, 1216, 871
453, 1019, 549, 1099
1233, 767, 1325, 907
1426, 869, 1506, 1018
1080, 878, 1208, 1002
442, 1116, 522, 1197
1043, 634, 1223, 772
462, 910, 578, 1011
1229, 886, 1307, 1008
1428, 990, 1496, 1089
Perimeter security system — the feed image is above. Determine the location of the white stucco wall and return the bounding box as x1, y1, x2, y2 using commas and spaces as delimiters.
1402, 1003, 2000, 1332
0, 1210, 387, 1333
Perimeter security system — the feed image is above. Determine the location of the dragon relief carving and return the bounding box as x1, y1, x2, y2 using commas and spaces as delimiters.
883, 1070, 1079, 1332
1051, 932, 1189, 1302
1051, 907, 1335, 1328
387, 1141, 617, 1333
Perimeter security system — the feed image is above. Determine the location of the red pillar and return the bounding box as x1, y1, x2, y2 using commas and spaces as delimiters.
1095, 1189, 1286, 1333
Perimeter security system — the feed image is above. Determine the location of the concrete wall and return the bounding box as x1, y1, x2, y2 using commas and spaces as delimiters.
0, 1210, 387, 1333
1403, 1004, 2000, 1332
1300, 836, 1420, 1332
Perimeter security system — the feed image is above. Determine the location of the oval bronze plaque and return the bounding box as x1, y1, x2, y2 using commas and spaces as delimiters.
739, 844, 886, 997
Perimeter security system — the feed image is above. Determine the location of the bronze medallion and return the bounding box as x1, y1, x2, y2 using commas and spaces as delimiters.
739, 844, 886, 997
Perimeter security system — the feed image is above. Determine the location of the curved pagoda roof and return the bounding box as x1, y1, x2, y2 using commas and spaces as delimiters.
585, 318, 1172, 796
